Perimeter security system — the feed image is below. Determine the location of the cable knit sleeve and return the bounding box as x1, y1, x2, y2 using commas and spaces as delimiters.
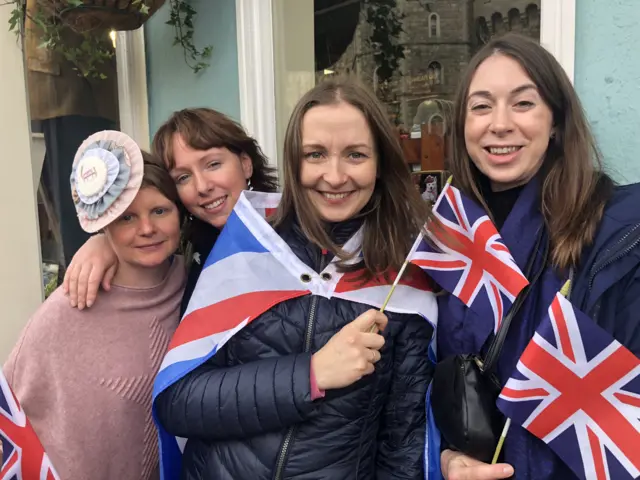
155, 348, 318, 440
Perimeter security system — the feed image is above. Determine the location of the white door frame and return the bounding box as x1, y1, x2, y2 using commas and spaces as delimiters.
540, 0, 576, 82
236, 0, 279, 170
232, 0, 576, 171
116, 28, 151, 150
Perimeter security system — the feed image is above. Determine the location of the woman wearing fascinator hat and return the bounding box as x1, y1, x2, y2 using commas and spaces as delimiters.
3, 131, 186, 479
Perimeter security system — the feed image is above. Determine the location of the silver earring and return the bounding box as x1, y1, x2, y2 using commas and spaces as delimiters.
247, 178, 253, 191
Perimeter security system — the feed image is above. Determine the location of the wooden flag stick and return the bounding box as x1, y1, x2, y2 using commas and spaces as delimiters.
373, 176, 452, 330
490, 278, 573, 463
491, 418, 511, 464
369, 257, 411, 333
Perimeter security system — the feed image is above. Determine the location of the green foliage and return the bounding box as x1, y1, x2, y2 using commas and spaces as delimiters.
165, 0, 212, 74
44, 272, 57, 298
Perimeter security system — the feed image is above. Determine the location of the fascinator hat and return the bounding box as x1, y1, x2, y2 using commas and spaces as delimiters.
70, 130, 144, 233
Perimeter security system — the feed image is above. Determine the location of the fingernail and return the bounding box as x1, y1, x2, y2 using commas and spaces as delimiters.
504, 466, 514, 475
87, 301, 93, 308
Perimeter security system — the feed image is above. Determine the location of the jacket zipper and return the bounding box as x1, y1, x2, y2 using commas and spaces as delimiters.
588, 222, 640, 291
273, 296, 319, 480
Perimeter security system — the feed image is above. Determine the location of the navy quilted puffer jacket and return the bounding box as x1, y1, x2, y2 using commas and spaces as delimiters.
155, 218, 435, 479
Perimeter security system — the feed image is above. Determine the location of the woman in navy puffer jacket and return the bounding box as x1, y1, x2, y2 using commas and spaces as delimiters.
155, 77, 437, 479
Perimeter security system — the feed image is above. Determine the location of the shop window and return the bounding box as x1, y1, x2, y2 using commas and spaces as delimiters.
275, 0, 543, 144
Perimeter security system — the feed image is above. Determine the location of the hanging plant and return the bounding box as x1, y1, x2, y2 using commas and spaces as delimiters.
166, 0, 212, 74
5, 0, 211, 78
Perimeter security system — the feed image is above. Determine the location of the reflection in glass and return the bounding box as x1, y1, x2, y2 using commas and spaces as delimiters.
313, 0, 541, 136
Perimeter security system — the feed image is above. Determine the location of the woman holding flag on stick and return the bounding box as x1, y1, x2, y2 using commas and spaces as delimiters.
152, 77, 438, 479
420, 34, 640, 480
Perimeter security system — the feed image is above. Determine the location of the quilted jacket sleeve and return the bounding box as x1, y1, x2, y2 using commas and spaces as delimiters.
155, 348, 317, 441
376, 314, 434, 479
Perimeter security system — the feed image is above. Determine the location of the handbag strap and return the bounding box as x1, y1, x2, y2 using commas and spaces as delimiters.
482, 228, 549, 373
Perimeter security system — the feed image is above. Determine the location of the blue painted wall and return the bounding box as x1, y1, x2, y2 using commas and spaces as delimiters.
145, 0, 240, 137
575, 0, 640, 184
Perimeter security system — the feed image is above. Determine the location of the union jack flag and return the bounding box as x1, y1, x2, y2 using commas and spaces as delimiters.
497, 293, 640, 480
408, 182, 529, 332
0, 370, 59, 480
152, 191, 437, 480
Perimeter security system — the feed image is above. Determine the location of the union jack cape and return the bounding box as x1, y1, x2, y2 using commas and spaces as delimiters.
497, 292, 640, 480
408, 181, 529, 333
0, 370, 59, 480
152, 191, 438, 479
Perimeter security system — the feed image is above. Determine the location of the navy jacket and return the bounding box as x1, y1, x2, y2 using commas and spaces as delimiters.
437, 181, 640, 479
156, 219, 435, 480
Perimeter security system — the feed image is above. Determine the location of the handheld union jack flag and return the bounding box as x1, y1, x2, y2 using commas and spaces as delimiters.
497, 293, 640, 480
408, 182, 529, 332
0, 370, 59, 480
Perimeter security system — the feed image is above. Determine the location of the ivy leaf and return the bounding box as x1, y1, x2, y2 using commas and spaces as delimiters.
67, 0, 84, 7
139, 4, 150, 15
167, 0, 211, 74
8, 7, 21, 33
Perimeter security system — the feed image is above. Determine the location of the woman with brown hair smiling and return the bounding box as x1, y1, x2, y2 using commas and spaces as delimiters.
154, 76, 437, 479
435, 33, 640, 480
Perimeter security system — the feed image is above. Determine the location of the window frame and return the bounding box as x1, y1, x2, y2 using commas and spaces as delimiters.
429, 12, 441, 38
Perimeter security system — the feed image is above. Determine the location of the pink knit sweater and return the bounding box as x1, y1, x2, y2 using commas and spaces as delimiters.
3, 256, 186, 480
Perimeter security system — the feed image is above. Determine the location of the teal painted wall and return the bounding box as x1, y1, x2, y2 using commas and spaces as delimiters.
144, 0, 240, 137
574, 0, 640, 184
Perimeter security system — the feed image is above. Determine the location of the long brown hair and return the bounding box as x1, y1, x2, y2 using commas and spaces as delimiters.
271, 76, 433, 277
152, 107, 279, 193
449, 33, 614, 270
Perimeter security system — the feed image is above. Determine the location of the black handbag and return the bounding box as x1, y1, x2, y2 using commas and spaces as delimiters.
431, 230, 548, 463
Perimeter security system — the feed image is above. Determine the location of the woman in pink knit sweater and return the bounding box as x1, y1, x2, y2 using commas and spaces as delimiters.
3, 131, 186, 479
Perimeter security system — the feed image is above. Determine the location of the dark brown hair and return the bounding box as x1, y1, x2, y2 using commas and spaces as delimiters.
152, 107, 279, 193
449, 33, 614, 270
140, 151, 181, 208
271, 76, 433, 277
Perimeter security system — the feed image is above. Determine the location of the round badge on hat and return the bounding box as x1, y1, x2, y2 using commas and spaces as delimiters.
70, 130, 144, 233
